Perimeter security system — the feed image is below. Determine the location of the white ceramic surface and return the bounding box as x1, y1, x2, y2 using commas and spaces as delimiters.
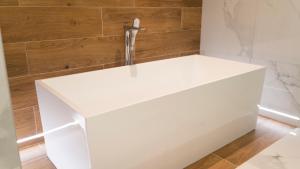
238, 128, 300, 169
201, 0, 300, 126
36, 55, 265, 169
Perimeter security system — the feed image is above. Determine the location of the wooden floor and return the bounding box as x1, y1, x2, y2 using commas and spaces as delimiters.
20, 116, 294, 169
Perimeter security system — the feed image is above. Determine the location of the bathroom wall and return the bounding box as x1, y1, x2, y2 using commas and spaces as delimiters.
201, 0, 300, 126
0, 0, 202, 148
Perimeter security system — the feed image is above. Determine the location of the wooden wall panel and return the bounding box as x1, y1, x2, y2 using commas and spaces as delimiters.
3, 43, 28, 77
19, 0, 134, 7
9, 76, 38, 110
9, 65, 103, 109
27, 36, 123, 74
0, 7, 101, 43
102, 8, 181, 36
0, 0, 202, 148
182, 7, 202, 30
33, 106, 42, 133
136, 0, 202, 7
14, 107, 36, 139
136, 30, 200, 59
0, 0, 18, 6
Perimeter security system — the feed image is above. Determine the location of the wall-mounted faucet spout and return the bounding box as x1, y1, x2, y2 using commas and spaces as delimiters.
124, 18, 144, 65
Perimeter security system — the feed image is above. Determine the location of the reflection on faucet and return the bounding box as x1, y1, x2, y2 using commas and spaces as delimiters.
124, 18, 145, 65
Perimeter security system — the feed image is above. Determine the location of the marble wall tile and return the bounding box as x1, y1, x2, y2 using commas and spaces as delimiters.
201, 0, 300, 126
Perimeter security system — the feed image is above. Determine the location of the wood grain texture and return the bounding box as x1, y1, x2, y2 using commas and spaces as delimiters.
19, 0, 134, 7
9, 65, 103, 109
136, 30, 200, 59
136, 0, 202, 7
23, 156, 56, 169
9, 76, 38, 110
3, 43, 28, 77
185, 154, 235, 169
27, 36, 123, 74
185, 154, 226, 169
0, 0, 18, 6
18, 137, 44, 150
102, 8, 181, 36
135, 53, 181, 64
14, 107, 36, 139
0, 7, 101, 43
33, 106, 42, 133
182, 7, 202, 30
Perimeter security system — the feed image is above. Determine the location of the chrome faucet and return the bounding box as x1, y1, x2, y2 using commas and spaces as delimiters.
124, 18, 144, 65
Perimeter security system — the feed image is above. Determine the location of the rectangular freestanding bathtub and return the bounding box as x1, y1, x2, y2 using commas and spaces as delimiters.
36, 55, 265, 169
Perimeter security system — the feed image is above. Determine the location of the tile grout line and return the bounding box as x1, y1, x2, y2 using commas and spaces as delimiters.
24, 42, 31, 75
4, 29, 200, 45
0, 6, 202, 8
32, 106, 39, 135
180, 7, 183, 29
213, 153, 238, 168
100, 7, 103, 37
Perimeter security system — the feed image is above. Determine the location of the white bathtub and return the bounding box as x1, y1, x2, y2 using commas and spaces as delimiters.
36, 55, 265, 169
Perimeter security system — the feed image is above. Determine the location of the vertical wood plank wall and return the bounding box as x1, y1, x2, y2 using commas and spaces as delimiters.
0, 0, 202, 149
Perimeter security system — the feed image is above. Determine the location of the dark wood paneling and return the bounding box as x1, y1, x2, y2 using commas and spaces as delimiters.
136, 30, 200, 59
19, 0, 134, 7
102, 8, 181, 36
4, 43, 28, 77
182, 7, 202, 30
27, 36, 123, 74
14, 107, 36, 139
0, 0, 18, 6
0, 7, 101, 43
136, 0, 202, 7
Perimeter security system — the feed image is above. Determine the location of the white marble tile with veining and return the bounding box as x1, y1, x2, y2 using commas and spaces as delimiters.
238, 128, 300, 169
201, 0, 300, 125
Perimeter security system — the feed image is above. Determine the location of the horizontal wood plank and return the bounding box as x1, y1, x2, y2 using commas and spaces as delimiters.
0, 7, 101, 43
136, 30, 200, 59
3, 43, 28, 77
9, 65, 103, 109
19, 0, 134, 7
102, 8, 181, 36
182, 7, 202, 30
136, 0, 202, 7
27, 36, 123, 74
14, 107, 36, 139
0, 0, 18, 6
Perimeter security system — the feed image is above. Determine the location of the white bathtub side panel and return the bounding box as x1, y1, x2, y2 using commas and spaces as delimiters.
86, 69, 265, 169
36, 83, 91, 169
